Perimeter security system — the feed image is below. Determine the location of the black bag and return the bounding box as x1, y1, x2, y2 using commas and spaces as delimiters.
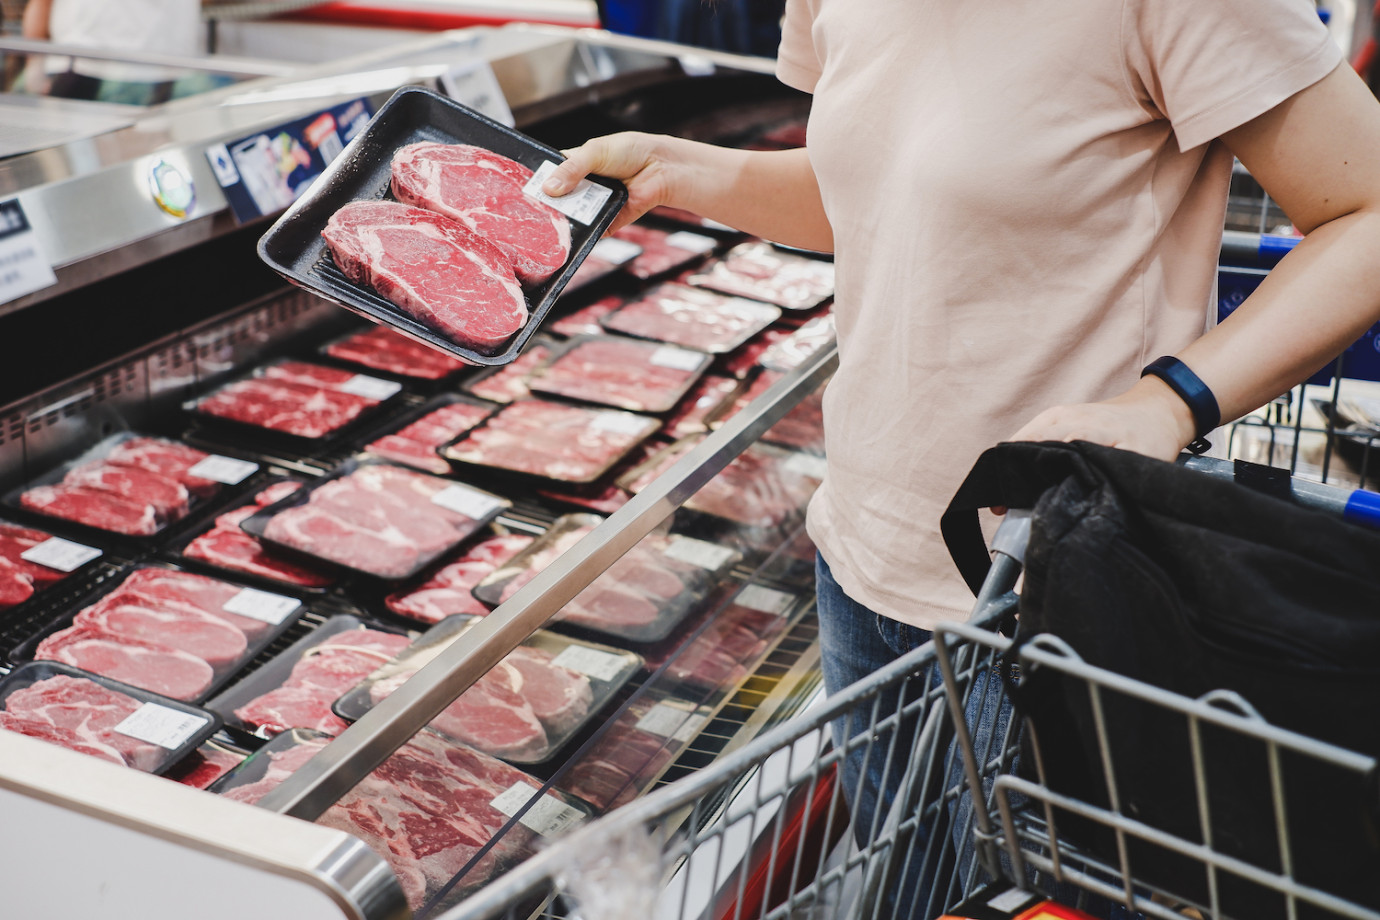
941, 440, 1380, 919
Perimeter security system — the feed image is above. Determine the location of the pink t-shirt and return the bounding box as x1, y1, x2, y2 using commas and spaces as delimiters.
778, 0, 1340, 628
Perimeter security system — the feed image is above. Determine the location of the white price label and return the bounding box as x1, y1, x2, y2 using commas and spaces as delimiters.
735, 584, 795, 616
635, 702, 693, 738
188, 454, 259, 485
591, 411, 652, 437
552, 645, 627, 681
665, 536, 736, 570
222, 587, 301, 625
650, 346, 706, 372
784, 453, 828, 480
673, 713, 709, 743
21, 537, 101, 573
490, 782, 584, 837
0, 200, 57, 306
340, 374, 403, 401
431, 484, 505, 520
115, 703, 208, 750
987, 888, 1038, 913
440, 59, 514, 127
590, 237, 643, 266
523, 161, 613, 226
665, 231, 717, 254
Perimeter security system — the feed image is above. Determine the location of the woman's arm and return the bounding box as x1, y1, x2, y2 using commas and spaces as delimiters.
541, 132, 833, 252
1012, 63, 1380, 461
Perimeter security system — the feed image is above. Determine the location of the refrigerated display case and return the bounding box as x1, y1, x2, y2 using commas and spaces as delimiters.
0, 24, 835, 920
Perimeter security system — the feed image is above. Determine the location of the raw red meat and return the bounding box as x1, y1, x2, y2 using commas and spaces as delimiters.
390, 142, 571, 285
3, 674, 163, 770
528, 336, 706, 412
688, 241, 835, 310
0, 523, 68, 588
463, 343, 549, 404
0, 557, 34, 607
326, 326, 470, 380
113, 567, 274, 640
103, 437, 218, 497
386, 533, 534, 623
503, 645, 593, 736
613, 224, 716, 280
73, 601, 248, 673
662, 375, 740, 438
34, 627, 214, 701
167, 744, 245, 789
560, 581, 660, 630
444, 399, 657, 482
259, 360, 363, 391
646, 601, 790, 690
62, 461, 190, 520
323, 200, 528, 352
493, 525, 593, 604
233, 683, 350, 737
602, 282, 781, 353
549, 295, 624, 338
0, 710, 127, 766
184, 500, 337, 589
365, 402, 492, 475
220, 734, 330, 804
195, 376, 376, 439
719, 327, 793, 379
262, 465, 497, 579
758, 312, 835, 371
559, 699, 682, 811
20, 484, 159, 536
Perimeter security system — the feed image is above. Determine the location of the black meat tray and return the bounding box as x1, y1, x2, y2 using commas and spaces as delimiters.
257, 86, 629, 367
0, 660, 222, 775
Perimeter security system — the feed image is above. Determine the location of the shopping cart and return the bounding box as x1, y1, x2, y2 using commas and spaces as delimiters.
435, 454, 1380, 920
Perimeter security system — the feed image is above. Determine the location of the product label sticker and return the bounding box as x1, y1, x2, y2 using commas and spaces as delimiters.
222, 588, 301, 625
672, 713, 709, 743
0, 199, 57, 306
340, 374, 403, 401
665, 536, 736, 570
115, 703, 209, 749
431, 484, 505, 520
440, 59, 514, 127
635, 702, 692, 738
590, 237, 642, 266
988, 888, 1040, 913
650, 346, 706, 372
490, 782, 584, 837
523, 161, 613, 226
21, 537, 102, 573
784, 452, 828, 481
735, 584, 795, 616
188, 454, 260, 485
665, 231, 717, 254
552, 645, 627, 682
591, 411, 652, 436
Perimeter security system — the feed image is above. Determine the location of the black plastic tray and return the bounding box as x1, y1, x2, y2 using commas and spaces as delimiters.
206, 726, 333, 801
257, 86, 629, 366
0, 660, 221, 774
355, 393, 499, 476
459, 336, 558, 405
599, 282, 782, 354
525, 333, 712, 414
318, 324, 473, 383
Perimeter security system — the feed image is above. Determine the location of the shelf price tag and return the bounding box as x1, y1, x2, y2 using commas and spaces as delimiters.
0, 200, 57, 306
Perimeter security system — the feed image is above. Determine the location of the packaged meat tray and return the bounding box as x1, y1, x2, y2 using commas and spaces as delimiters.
525, 334, 712, 413
600, 282, 781, 354
0, 519, 105, 612
13, 565, 307, 703
6, 432, 260, 544
559, 235, 642, 292
687, 240, 835, 311
359, 394, 497, 475
0, 660, 220, 774
439, 399, 660, 484
240, 460, 512, 581
213, 726, 589, 912
612, 223, 718, 280
187, 359, 406, 446
459, 338, 553, 404
473, 514, 741, 644
661, 375, 742, 439
164, 737, 248, 789
757, 312, 836, 372
384, 529, 537, 624
548, 295, 624, 339
718, 326, 794, 380
321, 325, 471, 381
205, 614, 413, 738
619, 435, 825, 531
258, 85, 628, 366
167, 478, 338, 593
333, 615, 639, 764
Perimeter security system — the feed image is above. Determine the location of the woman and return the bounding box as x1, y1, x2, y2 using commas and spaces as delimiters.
546, 0, 1380, 879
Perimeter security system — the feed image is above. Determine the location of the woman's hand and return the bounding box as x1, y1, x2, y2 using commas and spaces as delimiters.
1008, 375, 1197, 462
543, 132, 676, 234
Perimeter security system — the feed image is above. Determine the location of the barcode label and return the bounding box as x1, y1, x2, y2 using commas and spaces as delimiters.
665, 536, 735, 570
665, 231, 717, 254
590, 237, 642, 265
650, 346, 705, 371
340, 374, 403, 400
784, 453, 828, 480
115, 703, 208, 749
635, 702, 692, 738
432, 484, 505, 519
188, 454, 259, 485
735, 584, 795, 615
552, 645, 627, 682
21, 537, 101, 573
222, 588, 301, 625
491, 782, 584, 837
523, 161, 613, 226
591, 411, 651, 436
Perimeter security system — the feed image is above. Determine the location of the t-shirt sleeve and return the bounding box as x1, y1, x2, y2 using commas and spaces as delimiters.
776, 0, 822, 93
1126, 0, 1342, 151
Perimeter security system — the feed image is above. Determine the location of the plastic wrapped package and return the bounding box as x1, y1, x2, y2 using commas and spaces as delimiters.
642, 583, 801, 691
527, 335, 711, 413
612, 223, 718, 280
164, 739, 247, 789
0, 519, 103, 610
361, 396, 496, 475
322, 325, 470, 380
548, 295, 625, 338
757, 312, 836, 372
661, 375, 741, 439
687, 240, 835, 311
600, 282, 781, 353
190, 360, 404, 442
461, 340, 553, 404
385, 531, 536, 623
